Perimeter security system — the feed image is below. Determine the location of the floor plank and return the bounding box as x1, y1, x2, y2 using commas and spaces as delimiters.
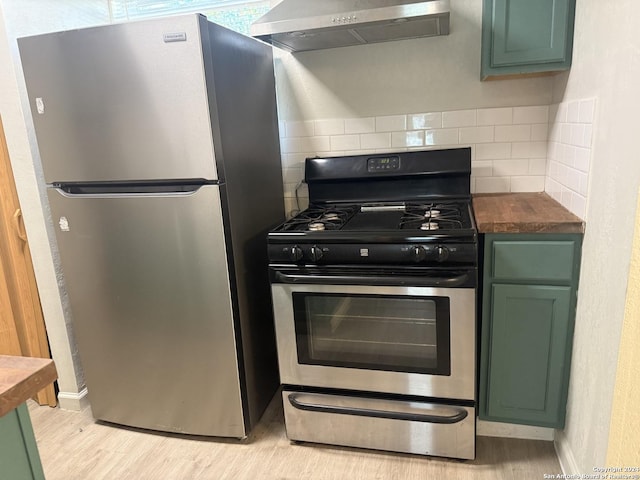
28, 396, 562, 479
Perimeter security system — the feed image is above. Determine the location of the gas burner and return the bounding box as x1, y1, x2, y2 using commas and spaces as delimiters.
420, 222, 440, 231
273, 204, 359, 232
308, 222, 326, 231
400, 202, 468, 231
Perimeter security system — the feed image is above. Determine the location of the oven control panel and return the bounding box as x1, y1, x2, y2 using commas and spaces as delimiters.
367, 156, 400, 172
268, 243, 477, 266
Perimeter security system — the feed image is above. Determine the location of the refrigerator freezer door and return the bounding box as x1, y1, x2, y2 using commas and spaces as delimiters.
19, 15, 218, 183
48, 184, 245, 437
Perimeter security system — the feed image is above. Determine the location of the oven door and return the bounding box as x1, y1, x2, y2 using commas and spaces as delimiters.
271, 270, 476, 401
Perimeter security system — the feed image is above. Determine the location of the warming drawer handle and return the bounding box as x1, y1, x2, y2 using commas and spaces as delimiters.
287, 394, 468, 425
274, 271, 469, 287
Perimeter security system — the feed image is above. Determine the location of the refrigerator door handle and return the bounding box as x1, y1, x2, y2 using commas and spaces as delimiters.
52, 185, 207, 198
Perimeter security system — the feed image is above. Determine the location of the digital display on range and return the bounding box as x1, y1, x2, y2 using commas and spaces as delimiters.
367, 156, 400, 172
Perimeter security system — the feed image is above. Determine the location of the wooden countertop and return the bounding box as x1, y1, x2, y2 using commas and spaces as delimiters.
0, 355, 57, 417
472, 192, 585, 234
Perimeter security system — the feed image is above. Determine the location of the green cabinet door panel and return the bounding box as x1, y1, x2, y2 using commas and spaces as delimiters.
479, 233, 582, 428
492, 240, 576, 283
481, 0, 576, 79
0, 403, 46, 480
486, 284, 571, 427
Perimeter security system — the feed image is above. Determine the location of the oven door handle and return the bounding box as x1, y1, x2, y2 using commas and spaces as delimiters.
287, 394, 468, 424
274, 271, 470, 287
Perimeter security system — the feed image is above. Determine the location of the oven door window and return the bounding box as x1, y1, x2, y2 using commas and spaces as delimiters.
293, 293, 451, 375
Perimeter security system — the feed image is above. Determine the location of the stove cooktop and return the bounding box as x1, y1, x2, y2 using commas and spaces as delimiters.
271, 201, 475, 234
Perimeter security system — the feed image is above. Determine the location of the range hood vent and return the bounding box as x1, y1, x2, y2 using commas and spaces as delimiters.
250, 0, 450, 52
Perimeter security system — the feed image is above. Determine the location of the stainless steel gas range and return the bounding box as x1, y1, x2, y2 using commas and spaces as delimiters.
268, 148, 478, 460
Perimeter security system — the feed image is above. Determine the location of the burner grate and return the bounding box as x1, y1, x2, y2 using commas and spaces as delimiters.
399, 203, 466, 231
275, 204, 359, 232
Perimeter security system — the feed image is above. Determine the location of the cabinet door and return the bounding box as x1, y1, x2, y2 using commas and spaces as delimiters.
0, 404, 45, 480
482, 0, 576, 79
485, 283, 571, 427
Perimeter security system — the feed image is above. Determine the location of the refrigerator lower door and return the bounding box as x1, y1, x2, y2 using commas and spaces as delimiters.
48, 184, 245, 437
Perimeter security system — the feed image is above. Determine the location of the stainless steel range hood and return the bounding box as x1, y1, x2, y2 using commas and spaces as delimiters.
250, 0, 450, 52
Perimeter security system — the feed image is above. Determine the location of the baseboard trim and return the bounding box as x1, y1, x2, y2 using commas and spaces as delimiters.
57, 387, 89, 411
554, 430, 580, 475
476, 419, 555, 441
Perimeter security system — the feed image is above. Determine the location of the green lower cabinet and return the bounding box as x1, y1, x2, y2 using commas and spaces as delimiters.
0, 403, 46, 480
479, 234, 582, 428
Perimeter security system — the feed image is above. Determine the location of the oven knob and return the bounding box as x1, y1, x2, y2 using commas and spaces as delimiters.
411, 245, 427, 262
310, 245, 324, 262
436, 245, 450, 262
289, 246, 303, 262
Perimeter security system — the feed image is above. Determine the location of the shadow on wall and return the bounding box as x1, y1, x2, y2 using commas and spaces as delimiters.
271, 1, 553, 123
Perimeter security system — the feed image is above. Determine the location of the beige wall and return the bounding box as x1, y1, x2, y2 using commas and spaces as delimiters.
606, 188, 640, 465
552, 0, 640, 472
274, 0, 553, 122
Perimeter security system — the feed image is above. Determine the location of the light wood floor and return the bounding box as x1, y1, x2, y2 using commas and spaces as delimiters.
28, 396, 562, 480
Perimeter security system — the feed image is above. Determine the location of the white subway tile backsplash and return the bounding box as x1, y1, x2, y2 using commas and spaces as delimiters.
315, 119, 345, 136
561, 124, 572, 144
459, 126, 494, 144
544, 99, 594, 220
345, 117, 376, 134
475, 142, 511, 160
531, 124, 549, 142
513, 106, 549, 124
392, 131, 424, 147
495, 125, 531, 142
574, 147, 590, 172
277, 101, 596, 213
330, 134, 360, 151
492, 159, 529, 176
529, 158, 547, 175
376, 115, 407, 132
511, 142, 547, 159
570, 194, 586, 219
477, 107, 513, 126
471, 160, 493, 177
570, 124, 585, 147
408, 112, 442, 129
286, 120, 314, 137
424, 128, 458, 146
583, 125, 593, 148
511, 176, 546, 192
282, 167, 303, 185
442, 109, 476, 128
476, 177, 511, 193
557, 103, 568, 123
281, 136, 331, 154
361, 133, 392, 149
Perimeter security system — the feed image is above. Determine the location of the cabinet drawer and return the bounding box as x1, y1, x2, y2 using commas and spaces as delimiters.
492, 240, 576, 282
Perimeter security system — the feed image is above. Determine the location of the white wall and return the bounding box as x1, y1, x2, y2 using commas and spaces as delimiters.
274, 0, 553, 122
552, 0, 640, 473
0, 0, 111, 409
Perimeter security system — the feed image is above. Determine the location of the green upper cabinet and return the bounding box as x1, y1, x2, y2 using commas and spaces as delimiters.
479, 233, 582, 428
481, 0, 577, 80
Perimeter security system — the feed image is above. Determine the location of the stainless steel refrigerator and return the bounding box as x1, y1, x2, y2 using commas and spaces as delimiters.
18, 14, 284, 438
